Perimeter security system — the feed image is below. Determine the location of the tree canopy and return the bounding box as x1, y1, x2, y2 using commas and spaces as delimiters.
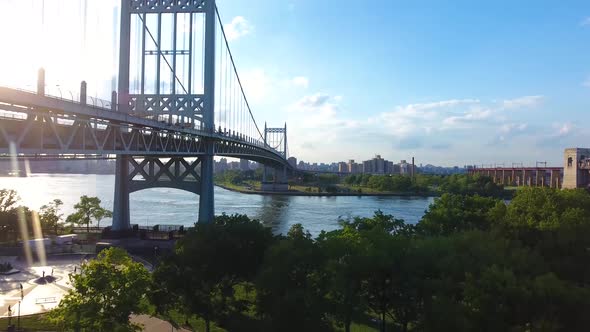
66, 195, 112, 231
47, 247, 151, 331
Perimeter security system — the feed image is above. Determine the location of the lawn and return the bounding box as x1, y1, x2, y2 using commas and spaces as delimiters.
0, 314, 58, 331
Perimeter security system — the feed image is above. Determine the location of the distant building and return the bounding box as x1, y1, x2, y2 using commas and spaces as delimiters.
398, 159, 416, 176
228, 161, 240, 170
362, 155, 389, 174
214, 158, 228, 173
563, 147, 590, 189
239, 159, 250, 171
419, 164, 466, 175
348, 159, 362, 174
338, 162, 349, 173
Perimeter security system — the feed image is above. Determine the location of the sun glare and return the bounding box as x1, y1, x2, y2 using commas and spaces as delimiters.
0, 0, 119, 99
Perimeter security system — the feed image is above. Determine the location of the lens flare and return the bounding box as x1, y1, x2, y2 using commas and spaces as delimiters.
31, 211, 47, 266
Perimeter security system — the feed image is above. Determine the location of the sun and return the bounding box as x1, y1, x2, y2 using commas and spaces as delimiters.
0, 1, 118, 98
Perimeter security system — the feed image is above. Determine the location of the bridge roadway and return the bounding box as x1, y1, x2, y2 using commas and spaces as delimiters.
0, 87, 288, 168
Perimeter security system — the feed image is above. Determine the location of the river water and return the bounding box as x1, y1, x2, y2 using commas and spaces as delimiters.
0, 174, 435, 236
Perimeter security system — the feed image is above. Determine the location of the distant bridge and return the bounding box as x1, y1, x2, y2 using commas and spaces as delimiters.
468, 167, 563, 188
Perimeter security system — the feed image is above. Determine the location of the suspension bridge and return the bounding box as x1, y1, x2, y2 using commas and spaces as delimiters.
0, 0, 293, 231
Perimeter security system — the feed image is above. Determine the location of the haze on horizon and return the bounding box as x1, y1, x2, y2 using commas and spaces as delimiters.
0, 0, 588, 167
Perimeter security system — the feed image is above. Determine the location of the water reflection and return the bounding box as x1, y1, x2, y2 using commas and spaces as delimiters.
255, 195, 291, 232
1, 174, 435, 236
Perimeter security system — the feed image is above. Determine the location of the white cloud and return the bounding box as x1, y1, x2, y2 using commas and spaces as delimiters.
494, 123, 529, 142
500, 123, 528, 133
442, 106, 493, 126
555, 122, 574, 137
396, 99, 480, 115
290, 93, 331, 111
287, 94, 359, 159
291, 76, 309, 88
287, 94, 546, 162
581, 17, 590, 26
241, 68, 271, 102
373, 99, 482, 136
501, 95, 544, 109
225, 16, 252, 41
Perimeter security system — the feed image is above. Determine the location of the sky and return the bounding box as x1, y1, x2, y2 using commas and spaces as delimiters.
0, 0, 589, 166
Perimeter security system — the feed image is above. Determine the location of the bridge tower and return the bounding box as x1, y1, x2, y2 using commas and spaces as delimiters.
261, 123, 289, 191
113, 0, 216, 230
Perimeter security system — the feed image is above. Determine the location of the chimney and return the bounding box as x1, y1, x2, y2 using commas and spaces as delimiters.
412, 157, 415, 181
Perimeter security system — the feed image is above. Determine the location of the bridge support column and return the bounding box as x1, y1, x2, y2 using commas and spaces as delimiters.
261, 166, 289, 192
37, 68, 45, 96
112, 155, 131, 231
524, 170, 533, 186
536, 170, 545, 187
198, 0, 216, 223
550, 169, 561, 189
198, 154, 214, 223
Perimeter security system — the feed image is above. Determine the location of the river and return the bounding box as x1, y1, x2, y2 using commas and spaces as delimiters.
0, 174, 435, 235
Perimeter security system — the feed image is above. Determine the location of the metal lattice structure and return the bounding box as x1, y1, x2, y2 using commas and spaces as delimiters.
129, 0, 206, 13
0, 0, 292, 230
264, 123, 288, 158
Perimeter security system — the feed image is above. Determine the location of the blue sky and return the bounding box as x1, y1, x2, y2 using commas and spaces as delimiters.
219, 0, 590, 166
1, 0, 589, 166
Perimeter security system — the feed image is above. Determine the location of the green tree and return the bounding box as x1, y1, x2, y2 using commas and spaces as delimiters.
418, 193, 504, 236
47, 247, 151, 331
154, 214, 274, 332
66, 195, 112, 232
436, 174, 504, 197
340, 210, 415, 236
317, 227, 368, 332
0, 189, 19, 212
501, 187, 590, 285
256, 224, 331, 331
39, 199, 63, 235
95, 208, 113, 229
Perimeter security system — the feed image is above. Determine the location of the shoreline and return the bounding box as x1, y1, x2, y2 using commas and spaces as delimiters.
215, 184, 438, 198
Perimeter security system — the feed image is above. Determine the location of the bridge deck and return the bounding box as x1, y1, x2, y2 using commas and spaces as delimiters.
0, 87, 291, 168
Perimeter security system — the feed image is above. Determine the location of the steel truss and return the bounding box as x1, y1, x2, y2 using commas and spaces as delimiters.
0, 112, 205, 156
127, 156, 202, 194
0, 111, 287, 166
130, 0, 206, 13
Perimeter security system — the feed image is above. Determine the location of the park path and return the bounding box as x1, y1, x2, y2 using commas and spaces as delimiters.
131, 314, 192, 332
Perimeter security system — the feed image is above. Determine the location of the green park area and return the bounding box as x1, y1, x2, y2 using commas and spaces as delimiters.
215, 169, 509, 198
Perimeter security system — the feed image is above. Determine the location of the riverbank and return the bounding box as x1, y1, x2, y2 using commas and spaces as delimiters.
215, 183, 437, 197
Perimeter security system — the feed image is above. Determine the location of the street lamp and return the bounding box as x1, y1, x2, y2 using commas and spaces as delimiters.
17, 300, 21, 331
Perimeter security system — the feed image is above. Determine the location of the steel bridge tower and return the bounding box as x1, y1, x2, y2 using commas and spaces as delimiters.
261, 123, 289, 191
113, 0, 216, 230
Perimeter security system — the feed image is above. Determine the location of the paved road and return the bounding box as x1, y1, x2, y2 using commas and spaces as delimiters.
1, 254, 177, 331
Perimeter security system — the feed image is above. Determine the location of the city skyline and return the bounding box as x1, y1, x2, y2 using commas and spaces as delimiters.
0, 1, 588, 166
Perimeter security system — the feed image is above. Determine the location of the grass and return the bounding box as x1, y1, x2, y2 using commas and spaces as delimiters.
0, 314, 58, 331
